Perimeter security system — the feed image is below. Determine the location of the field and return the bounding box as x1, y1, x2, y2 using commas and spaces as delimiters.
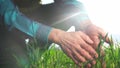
15, 36, 120, 68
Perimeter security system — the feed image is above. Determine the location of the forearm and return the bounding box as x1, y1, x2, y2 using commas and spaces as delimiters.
0, 0, 52, 45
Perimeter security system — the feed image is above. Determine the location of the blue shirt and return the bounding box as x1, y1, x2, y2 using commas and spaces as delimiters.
0, 0, 89, 46
0, 0, 52, 45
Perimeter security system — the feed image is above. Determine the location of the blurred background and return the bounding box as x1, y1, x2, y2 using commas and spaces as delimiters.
41, 0, 120, 41
79, 0, 120, 42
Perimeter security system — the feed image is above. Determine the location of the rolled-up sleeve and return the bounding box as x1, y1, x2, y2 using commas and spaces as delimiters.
0, 0, 52, 44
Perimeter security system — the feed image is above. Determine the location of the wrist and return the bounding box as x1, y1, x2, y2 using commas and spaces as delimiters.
48, 28, 65, 44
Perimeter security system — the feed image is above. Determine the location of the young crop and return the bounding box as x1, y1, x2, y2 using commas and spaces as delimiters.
15, 35, 120, 68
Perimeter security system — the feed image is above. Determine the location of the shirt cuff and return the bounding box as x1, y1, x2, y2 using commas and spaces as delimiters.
36, 23, 52, 45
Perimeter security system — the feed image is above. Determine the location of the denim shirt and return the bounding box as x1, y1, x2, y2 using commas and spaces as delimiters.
0, 0, 89, 45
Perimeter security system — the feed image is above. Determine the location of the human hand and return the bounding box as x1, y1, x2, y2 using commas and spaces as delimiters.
48, 28, 98, 67
83, 23, 109, 49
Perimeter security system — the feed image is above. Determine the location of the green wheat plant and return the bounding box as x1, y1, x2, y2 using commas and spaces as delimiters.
15, 35, 120, 68
91, 35, 120, 68
15, 39, 79, 68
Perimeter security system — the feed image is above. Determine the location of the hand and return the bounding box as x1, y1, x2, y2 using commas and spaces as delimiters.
83, 23, 109, 49
48, 28, 98, 67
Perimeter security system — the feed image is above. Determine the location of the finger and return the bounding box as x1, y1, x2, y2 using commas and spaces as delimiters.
73, 55, 84, 67
62, 45, 86, 66
102, 33, 110, 43
80, 41, 98, 58
69, 50, 85, 67
92, 36, 100, 49
85, 60, 96, 68
79, 32, 93, 44
86, 63, 92, 68
62, 46, 82, 66
98, 29, 110, 43
84, 60, 96, 68
69, 53, 79, 65
73, 48, 86, 63
100, 48, 105, 56
87, 60, 96, 68
77, 46, 94, 61
91, 60, 96, 65
68, 52, 84, 67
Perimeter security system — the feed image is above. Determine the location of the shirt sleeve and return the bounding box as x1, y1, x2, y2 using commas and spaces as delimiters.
0, 0, 52, 44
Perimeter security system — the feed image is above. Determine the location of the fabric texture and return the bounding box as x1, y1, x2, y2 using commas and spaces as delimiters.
0, 0, 52, 45
0, 0, 89, 46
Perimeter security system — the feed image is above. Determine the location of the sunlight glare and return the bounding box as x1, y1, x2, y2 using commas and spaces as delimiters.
78, 0, 120, 41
